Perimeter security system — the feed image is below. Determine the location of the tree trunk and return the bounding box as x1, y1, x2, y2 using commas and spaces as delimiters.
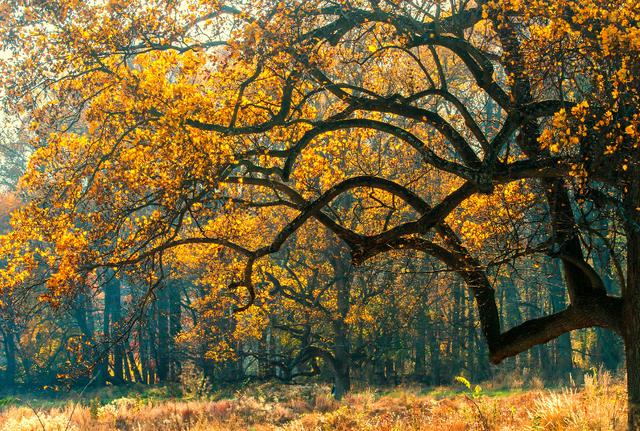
332, 347, 350, 401
73, 288, 96, 382
624, 227, 640, 430
428, 318, 441, 385
156, 285, 170, 382
372, 332, 386, 385
465, 292, 476, 375
475, 325, 490, 381
169, 283, 182, 380
101, 272, 112, 384
128, 350, 143, 383
139, 317, 150, 384
122, 350, 133, 382
111, 278, 124, 383
148, 302, 158, 383
2, 328, 16, 386
504, 276, 524, 374
414, 308, 427, 381
74, 289, 93, 341
100, 270, 124, 384
452, 281, 463, 373
332, 257, 351, 400
332, 315, 351, 399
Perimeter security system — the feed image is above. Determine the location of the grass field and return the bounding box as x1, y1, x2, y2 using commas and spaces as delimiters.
0, 372, 627, 430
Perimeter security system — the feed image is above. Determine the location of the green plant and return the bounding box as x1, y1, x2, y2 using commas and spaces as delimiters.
0, 396, 19, 407
454, 375, 483, 399
88, 397, 100, 420
455, 375, 490, 431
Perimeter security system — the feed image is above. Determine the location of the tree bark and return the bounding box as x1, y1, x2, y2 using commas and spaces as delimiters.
111, 277, 124, 383
156, 285, 170, 382
332, 257, 351, 400
332, 336, 351, 400
122, 350, 133, 382
128, 350, 143, 383
169, 283, 182, 380
148, 301, 158, 383
624, 223, 640, 429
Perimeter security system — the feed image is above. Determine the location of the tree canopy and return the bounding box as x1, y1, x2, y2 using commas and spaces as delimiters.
0, 0, 639, 427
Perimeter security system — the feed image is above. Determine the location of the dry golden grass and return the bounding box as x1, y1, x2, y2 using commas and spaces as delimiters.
0, 373, 627, 431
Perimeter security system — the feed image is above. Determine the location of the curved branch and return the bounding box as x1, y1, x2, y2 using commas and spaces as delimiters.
281, 119, 473, 180
410, 35, 511, 110
490, 297, 623, 363
184, 73, 298, 135
403, 88, 489, 151
305, 67, 481, 167
352, 181, 477, 257
85, 237, 253, 270
301, 4, 485, 46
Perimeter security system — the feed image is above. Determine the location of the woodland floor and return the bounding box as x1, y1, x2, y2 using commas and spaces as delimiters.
0, 372, 627, 430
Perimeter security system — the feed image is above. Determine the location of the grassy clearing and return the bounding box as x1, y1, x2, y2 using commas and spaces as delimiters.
0, 372, 627, 430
